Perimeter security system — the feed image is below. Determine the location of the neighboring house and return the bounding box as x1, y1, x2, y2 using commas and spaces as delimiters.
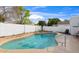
0, 7, 22, 24
70, 16, 79, 35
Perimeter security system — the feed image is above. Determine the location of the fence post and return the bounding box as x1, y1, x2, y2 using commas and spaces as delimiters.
64, 34, 66, 47
24, 24, 25, 34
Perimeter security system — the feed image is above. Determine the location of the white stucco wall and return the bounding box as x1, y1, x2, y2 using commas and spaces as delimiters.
70, 16, 79, 35
0, 23, 41, 36
0, 23, 70, 37
43, 25, 70, 32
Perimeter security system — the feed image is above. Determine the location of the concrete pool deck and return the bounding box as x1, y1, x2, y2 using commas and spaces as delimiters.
0, 32, 79, 53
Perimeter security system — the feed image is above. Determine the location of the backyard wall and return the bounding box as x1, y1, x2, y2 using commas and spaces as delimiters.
0, 23, 41, 36
43, 25, 70, 32
0, 23, 70, 37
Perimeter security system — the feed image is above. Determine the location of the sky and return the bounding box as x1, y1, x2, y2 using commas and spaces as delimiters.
24, 6, 79, 24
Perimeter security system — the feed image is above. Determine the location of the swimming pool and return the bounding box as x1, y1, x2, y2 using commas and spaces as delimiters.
0, 33, 57, 49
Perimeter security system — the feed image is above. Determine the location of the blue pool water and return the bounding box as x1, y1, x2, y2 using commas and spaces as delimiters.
0, 33, 57, 49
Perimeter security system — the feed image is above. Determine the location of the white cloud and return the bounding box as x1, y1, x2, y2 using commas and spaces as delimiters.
29, 11, 79, 23
59, 18, 65, 21
29, 11, 67, 23
30, 11, 66, 18
31, 11, 79, 19
29, 15, 45, 24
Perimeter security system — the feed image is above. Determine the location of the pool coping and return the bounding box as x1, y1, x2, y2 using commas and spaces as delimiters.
0, 32, 35, 45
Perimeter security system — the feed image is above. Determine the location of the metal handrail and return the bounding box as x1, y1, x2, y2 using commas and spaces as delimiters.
47, 33, 67, 52
56, 33, 66, 47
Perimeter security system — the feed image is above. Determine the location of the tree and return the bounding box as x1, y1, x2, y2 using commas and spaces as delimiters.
0, 7, 7, 22
0, 6, 32, 24
13, 7, 32, 24
17, 6, 24, 19
47, 18, 61, 26
22, 10, 32, 24
15, 6, 24, 24
0, 14, 5, 22
37, 21, 46, 31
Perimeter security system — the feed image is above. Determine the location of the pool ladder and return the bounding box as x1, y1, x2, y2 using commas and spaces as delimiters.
56, 34, 67, 47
